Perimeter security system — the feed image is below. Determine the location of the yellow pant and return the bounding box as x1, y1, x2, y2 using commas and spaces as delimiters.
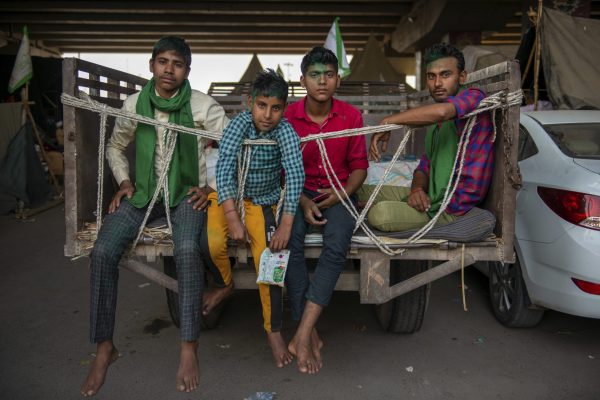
204, 192, 282, 333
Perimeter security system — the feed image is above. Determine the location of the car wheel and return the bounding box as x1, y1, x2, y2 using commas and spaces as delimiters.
488, 256, 544, 328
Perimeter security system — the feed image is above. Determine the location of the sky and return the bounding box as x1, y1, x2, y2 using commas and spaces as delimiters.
61, 52, 417, 93
62, 52, 309, 93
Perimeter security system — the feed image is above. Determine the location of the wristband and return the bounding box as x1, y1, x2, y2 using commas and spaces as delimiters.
410, 187, 424, 194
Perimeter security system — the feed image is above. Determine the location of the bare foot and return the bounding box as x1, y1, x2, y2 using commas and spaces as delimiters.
288, 334, 320, 374
267, 332, 293, 368
202, 281, 234, 316
311, 328, 324, 369
176, 341, 199, 393
80, 342, 119, 397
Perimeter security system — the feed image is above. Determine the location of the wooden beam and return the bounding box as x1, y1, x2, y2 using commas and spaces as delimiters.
26, 24, 388, 36
0, 13, 400, 27
121, 259, 178, 293
52, 44, 369, 54
44, 38, 372, 45
0, 1, 411, 16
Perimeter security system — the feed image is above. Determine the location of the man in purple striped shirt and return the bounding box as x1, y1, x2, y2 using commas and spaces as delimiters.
360, 43, 493, 231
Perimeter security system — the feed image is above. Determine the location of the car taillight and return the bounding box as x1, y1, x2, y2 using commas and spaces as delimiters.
537, 187, 600, 231
572, 278, 600, 296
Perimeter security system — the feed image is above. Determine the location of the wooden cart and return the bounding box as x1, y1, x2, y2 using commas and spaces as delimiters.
62, 58, 521, 332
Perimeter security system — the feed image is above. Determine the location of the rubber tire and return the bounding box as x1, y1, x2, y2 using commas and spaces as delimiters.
374, 260, 430, 334
488, 255, 544, 328
163, 256, 224, 330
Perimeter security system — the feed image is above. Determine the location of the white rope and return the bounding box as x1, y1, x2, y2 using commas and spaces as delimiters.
61, 91, 520, 149
315, 138, 407, 256
404, 90, 522, 243
160, 129, 177, 234
95, 112, 108, 233
131, 128, 178, 250
63, 89, 522, 253
61, 92, 399, 146
355, 127, 413, 229
236, 145, 253, 224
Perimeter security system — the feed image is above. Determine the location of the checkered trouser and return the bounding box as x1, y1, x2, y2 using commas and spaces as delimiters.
89, 198, 204, 343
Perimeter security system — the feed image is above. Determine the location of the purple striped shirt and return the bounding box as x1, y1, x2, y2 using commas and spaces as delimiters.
415, 88, 494, 215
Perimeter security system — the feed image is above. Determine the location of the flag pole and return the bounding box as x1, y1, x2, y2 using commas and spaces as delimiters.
533, 0, 543, 110
22, 83, 60, 193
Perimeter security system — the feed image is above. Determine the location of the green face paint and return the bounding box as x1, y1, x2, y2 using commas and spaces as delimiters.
306, 63, 337, 80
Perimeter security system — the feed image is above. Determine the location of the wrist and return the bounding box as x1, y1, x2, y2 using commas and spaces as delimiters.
224, 209, 238, 218
410, 187, 424, 194
279, 216, 293, 227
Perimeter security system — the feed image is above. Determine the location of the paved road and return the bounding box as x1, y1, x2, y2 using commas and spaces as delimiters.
1, 206, 599, 400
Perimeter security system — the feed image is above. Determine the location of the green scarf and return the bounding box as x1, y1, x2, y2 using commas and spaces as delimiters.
424, 118, 458, 218
128, 78, 198, 208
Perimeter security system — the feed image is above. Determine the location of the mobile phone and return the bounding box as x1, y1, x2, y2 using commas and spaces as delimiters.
312, 193, 329, 203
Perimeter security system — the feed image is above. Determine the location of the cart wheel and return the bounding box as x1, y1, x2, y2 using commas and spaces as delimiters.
488, 256, 544, 328
163, 256, 226, 330
374, 260, 430, 334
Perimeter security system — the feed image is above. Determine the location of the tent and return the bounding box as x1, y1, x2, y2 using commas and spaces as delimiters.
345, 34, 405, 83
539, 8, 600, 110
229, 53, 264, 95
517, 8, 600, 110
0, 122, 53, 214
239, 53, 264, 83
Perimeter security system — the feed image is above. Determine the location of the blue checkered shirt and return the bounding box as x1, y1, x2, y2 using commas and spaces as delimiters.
216, 110, 304, 215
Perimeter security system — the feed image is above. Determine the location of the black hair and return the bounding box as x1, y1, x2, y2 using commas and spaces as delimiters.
251, 68, 289, 103
424, 43, 465, 71
300, 46, 339, 75
151, 36, 192, 67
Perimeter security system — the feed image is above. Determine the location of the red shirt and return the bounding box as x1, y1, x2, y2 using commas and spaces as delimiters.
285, 97, 368, 191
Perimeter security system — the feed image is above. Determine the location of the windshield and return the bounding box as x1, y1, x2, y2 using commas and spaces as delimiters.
543, 123, 600, 159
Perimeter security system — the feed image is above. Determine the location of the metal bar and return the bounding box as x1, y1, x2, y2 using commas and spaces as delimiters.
120, 259, 178, 293
387, 254, 476, 300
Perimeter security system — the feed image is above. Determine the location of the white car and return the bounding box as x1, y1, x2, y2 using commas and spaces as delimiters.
484, 110, 600, 327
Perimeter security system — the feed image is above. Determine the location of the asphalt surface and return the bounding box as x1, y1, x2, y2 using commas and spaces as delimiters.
1, 205, 599, 400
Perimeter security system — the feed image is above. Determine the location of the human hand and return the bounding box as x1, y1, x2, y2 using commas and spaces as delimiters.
313, 188, 341, 210
369, 131, 391, 162
225, 210, 249, 243
300, 196, 327, 226
108, 180, 135, 214
407, 187, 431, 212
187, 186, 212, 211
269, 217, 293, 252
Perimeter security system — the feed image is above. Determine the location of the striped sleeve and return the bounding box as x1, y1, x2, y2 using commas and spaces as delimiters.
414, 153, 430, 177
447, 88, 485, 119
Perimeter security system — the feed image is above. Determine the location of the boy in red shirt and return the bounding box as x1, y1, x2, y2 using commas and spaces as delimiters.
284, 46, 368, 374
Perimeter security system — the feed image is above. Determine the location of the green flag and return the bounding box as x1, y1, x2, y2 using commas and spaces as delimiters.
324, 17, 351, 78
8, 26, 33, 94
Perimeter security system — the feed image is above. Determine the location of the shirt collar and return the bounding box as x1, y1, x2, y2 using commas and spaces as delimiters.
293, 96, 339, 123
154, 88, 180, 99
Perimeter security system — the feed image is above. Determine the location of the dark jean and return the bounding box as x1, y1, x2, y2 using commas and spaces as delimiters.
286, 190, 356, 321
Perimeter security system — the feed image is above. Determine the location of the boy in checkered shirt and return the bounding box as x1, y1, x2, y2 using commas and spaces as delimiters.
213, 68, 304, 368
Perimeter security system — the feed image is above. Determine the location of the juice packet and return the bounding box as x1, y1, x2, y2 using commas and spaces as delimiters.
256, 248, 290, 287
